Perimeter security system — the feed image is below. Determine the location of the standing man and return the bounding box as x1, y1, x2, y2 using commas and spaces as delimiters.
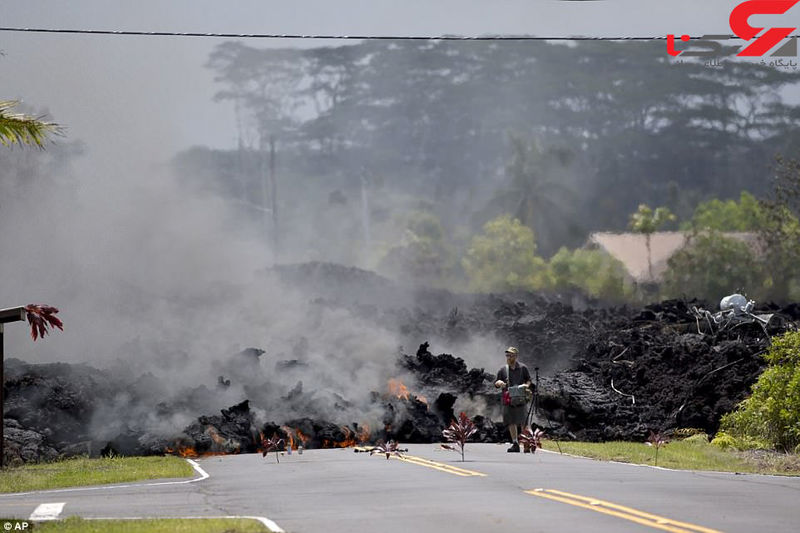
495, 346, 531, 452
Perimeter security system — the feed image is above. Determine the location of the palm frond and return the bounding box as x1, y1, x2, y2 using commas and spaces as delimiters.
0, 100, 62, 148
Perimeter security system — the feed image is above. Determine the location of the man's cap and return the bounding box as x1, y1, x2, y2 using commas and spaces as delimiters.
505, 347, 518, 355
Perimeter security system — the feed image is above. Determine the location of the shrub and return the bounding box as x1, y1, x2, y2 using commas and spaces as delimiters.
683, 191, 766, 232
462, 215, 548, 292
682, 433, 710, 445
710, 431, 737, 450
548, 247, 632, 301
378, 211, 457, 287
661, 231, 760, 303
672, 427, 706, 439
711, 431, 771, 451
718, 331, 800, 451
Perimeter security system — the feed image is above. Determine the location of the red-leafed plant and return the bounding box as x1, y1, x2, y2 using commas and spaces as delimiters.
442, 412, 478, 462
24, 304, 63, 341
370, 439, 403, 460
260, 432, 285, 463
519, 427, 546, 454
646, 430, 669, 466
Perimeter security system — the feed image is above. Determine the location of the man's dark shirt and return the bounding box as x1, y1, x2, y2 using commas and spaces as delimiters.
496, 363, 531, 388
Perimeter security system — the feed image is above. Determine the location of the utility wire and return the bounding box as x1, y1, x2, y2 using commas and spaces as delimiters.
0, 27, 747, 41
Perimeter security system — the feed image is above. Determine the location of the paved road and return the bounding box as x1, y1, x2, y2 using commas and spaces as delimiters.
1, 444, 799, 532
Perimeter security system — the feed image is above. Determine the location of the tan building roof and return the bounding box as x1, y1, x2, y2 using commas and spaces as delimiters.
586, 231, 759, 284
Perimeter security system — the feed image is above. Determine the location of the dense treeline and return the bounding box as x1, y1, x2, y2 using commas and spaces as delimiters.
173, 39, 800, 298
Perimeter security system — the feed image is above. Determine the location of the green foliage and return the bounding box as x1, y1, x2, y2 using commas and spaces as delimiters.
759, 156, 800, 301
462, 215, 548, 292
719, 331, 800, 452
682, 191, 765, 231
547, 247, 632, 301
661, 231, 760, 303
629, 204, 676, 235
408, 212, 444, 242
193, 41, 800, 265
36, 517, 270, 533
710, 431, 771, 451
672, 427, 706, 439
378, 211, 457, 287
0, 100, 60, 147
462, 219, 632, 299
710, 431, 737, 450
540, 438, 800, 474
682, 433, 710, 444
0, 455, 193, 493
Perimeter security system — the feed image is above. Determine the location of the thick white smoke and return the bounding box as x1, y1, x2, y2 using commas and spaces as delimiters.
0, 152, 416, 440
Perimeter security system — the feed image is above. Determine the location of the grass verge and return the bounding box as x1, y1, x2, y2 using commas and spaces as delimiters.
0, 455, 194, 493
540, 437, 800, 475
33, 517, 270, 532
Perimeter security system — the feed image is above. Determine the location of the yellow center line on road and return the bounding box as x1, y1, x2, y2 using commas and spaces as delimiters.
358, 447, 486, 476
394, 455, 487, 477
525, 489, 723, 533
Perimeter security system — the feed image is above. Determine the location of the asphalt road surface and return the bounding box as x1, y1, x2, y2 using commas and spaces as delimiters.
1, 443, 798, 533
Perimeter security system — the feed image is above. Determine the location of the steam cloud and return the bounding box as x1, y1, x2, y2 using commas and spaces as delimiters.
0, 155, 439, 442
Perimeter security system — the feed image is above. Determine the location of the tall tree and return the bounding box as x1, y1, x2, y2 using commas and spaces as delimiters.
683, 191, 765, 231
628, 204, 676, 282
485, 136, 578, 256
462, 215, 548, 292
759, 155, 800, 301
196, 39, 800, 265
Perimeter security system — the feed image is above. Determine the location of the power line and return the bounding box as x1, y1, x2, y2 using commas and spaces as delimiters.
0, 27, 745, 41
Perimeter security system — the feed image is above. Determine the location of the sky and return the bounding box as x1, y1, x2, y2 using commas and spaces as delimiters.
0, 0, 789, 177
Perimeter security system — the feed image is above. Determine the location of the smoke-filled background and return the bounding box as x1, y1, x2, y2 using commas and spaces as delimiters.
2, 1, 800, 445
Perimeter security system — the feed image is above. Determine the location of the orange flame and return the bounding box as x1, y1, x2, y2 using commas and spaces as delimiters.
319, 426, 362, 448
295, 429, 309, 445
388, 378, 410, 399
165, 445, 198, 458
165, 444, 232, 458
280, 425, 295, 450
256, 431, 267, 455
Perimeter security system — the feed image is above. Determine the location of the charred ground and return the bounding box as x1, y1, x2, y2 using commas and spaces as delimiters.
4, 263, 797, 464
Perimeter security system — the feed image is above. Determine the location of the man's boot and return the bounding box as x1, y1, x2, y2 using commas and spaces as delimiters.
507, 441, 520, 453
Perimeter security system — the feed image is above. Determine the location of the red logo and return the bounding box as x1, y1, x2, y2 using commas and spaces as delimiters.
730, 0, 798, 56
668, 0, 799, 58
